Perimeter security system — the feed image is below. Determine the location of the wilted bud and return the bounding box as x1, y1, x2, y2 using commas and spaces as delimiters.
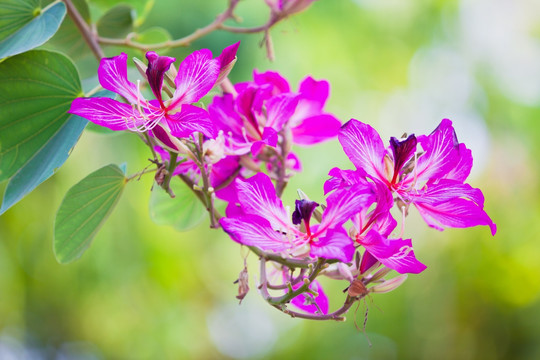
234, 266, 250, 304
370, 275, 408, 294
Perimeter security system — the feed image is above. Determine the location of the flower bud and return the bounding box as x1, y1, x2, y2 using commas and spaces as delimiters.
370, 275, 408, 294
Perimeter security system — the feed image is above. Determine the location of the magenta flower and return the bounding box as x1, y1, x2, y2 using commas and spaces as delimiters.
325, 170, 426, 274
69, 43, 239, 139
209, 70, 341, 156
334, 118, 497, 235
220, 172, 372, 262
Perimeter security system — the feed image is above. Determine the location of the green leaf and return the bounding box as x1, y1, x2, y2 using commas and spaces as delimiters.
134, 26, 171, 45
54, 164, 127, 264
0, 114, 86, 215
91, 0, 154, 27
149, 177, 206, 231
0, 50, 82, 182
0, 1, 66, 59
96, 4, 134, 38
0, 90, 114, 215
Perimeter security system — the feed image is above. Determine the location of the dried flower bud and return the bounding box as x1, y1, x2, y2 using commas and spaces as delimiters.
370, 275, 408, 294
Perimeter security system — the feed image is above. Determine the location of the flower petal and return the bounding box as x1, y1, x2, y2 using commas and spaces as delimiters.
145, 51, 176, 106
166, 104, 215, 138
251, 127, 277, 155
410, 179, 485, 207
265, 93, 299, 131
444, 143, 473, 182
311, 227, 355, 262
98, 53, 141, 104
253, 70, 290, 95
291, 114, 341, 145
220, 215, 291, 252
69, 97, 146, 131
288, 76, 329, 127
234, 173, 292, 232
317, 183, 375, 234
361, 230, 427, 274
414, 119, 460, 183
413, 197, 497, 235
339, 119, 388, 182
216, 41, 240, 84
170, 49, 220, 108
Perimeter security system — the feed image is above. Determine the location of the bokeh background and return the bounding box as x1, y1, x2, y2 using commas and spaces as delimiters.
1, 0, 540, 358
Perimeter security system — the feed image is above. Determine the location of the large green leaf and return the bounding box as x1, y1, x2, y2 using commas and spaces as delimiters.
149, 177, 206, 231
0, 114, 86, 215
0, 90, 114, 215
0, 50, 82, 182
0, 1, 66, 59
54, 164, 127, 264
96, 4, 134, 38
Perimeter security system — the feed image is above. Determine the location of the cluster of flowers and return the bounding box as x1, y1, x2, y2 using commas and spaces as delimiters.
69, 42, 496, 320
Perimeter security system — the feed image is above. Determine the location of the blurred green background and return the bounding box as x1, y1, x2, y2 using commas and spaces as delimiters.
1, 0, 540, 358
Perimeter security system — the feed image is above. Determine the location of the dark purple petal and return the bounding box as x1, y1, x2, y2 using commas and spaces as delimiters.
291, 114, 341, 145
414, 119, 460, 183
220, 215, 291, 252
98, 53, 140, 104
389, 134, 417, 178
145, 51, 176, 106
170, 49, 220, 108
413, 197, 497, 235
310, 228, 355, 262
292, 199, 319, 225
339, 119, 388, 183
69, 97, 147, 131
234, 173, 292, 231
361, 230, 427, 274
290, 279, 329, 315
165, 104, 215, 138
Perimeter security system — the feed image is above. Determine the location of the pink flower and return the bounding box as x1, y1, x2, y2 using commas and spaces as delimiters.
69, 43, 239, 139
332, 118, 497, 235
220, 173, 372, 262
209, 70, 341, 156
326, 170, 426, 274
